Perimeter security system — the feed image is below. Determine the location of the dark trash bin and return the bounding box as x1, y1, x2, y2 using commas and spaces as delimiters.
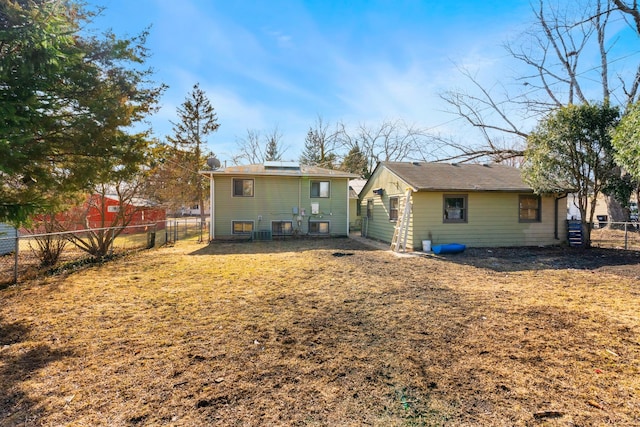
596, 215, 608, 228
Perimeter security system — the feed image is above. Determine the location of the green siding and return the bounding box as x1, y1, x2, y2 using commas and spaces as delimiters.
360, 168, 410, 245
349, 198, 362, 230
360, 166, 566, 249
213, 175, 350, 238
411, 192, 565, 248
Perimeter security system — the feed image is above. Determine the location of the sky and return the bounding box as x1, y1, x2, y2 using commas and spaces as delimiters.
85, 0, 638, 165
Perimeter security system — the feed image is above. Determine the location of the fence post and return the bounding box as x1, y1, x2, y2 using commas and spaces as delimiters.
147, 224, 156, 249
624, 222, 628, 250
13, 234, 19, 284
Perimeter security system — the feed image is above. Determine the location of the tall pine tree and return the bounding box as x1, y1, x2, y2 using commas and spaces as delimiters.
299, 127, 336, 168
0, 0, 164, 224
340, 144, 369, 178
167, 83, 219, 234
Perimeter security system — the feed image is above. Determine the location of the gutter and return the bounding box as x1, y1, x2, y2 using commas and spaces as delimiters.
554, 193, 568, 240
199, 171, 215, 241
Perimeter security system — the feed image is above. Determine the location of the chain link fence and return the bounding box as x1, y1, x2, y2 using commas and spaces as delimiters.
590, 221, 640, 250
3, 216, 633, 286
0, 217, 208, 286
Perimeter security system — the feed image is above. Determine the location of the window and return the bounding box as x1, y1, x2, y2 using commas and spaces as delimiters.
309, 221, 330, 234
107, 205, 119, 213
272, 221, 293, 235
519, 195, 541, 222
389, 197, 399, 221
311, 181, 330, 198
366, 199, 373, 220
233, 179, 254, 197
443, 195, 467, 223
232, 221, 253, 234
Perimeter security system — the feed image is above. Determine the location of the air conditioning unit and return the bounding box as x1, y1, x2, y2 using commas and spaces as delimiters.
252, 230, 272, 241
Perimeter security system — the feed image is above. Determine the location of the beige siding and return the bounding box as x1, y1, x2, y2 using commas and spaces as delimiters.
360, 166, 566, 249
213, 175, 350, 238
411, 192, 565, 248
360, 168, 410, 245
349, 198, 362, 230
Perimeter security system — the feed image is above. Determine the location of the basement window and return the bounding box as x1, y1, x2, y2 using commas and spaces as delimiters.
309, 221, 329, 234
272, 221, 293, 235
232, 221, 254, 234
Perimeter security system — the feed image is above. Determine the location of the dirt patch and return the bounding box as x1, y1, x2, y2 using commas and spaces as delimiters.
442, 245, 640, 277
1, 238, 639, 426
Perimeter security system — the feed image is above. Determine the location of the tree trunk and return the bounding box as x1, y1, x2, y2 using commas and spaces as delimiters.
606, 195, 628, 222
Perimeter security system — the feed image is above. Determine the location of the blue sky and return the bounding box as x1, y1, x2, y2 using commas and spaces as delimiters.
86, 1, 637, 164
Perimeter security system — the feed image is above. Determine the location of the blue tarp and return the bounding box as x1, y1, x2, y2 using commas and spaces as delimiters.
432, 243, 466, 255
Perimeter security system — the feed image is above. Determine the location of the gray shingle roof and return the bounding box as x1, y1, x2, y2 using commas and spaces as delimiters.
202, 163, 358, 179
382, 162, 533, 192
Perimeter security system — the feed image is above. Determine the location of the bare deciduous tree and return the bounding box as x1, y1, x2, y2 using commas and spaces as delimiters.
442, 0, 640, 159
299, 116, 340, 168
335, 119, 439, 175
441, 0, 640, 220
233, 129, 263, 165
613, 0, 640, 33
64, 180, 150, 258
233, 126, 289, 165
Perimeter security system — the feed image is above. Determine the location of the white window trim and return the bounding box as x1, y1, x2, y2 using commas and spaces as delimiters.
271, 220, 293, 235
310, 180, 330, 198
308, 220, 330, 234
231, 220, 254, 234
232, 178, 255, 197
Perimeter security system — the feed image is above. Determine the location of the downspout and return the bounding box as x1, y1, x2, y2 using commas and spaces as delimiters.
298, 177, 302, 233
554, 193, 568, 240
346, 180, 350, 235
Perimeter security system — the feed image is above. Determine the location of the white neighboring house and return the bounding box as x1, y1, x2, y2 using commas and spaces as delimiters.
178, 203, 210, 217
348, 178, 367, 231
567, 194, 582, 220
0, 223, 17, 256
566, 193, 610, 223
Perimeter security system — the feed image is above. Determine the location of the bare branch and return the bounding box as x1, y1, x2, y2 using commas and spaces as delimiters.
612, 0, 640, 33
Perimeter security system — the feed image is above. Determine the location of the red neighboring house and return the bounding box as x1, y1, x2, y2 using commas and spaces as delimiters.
26, 194, 166, 235
83, 194, 166, 233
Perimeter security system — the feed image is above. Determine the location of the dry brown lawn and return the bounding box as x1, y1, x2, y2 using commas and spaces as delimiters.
1, 237, 639, 426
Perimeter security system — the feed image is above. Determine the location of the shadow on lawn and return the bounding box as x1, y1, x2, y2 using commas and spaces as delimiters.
433, 246, 640, 274
0, 317, 74, 423
188, 236, 376, 256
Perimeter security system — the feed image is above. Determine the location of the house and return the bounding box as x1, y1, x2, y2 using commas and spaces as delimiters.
178, 204, 209, 217
360, 162, 569, 250
566, 193, 612, 225
36, 194, 167, 234
201, 162, 358, 240
83, 194, 166, 233
0, 223, 17, 255
348, 179, 367, 231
